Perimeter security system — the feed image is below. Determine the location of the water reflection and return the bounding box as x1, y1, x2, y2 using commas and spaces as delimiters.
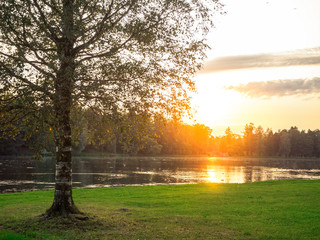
207, 169, 218, 182
205, 166, 243, 183
0, 156, 320, 192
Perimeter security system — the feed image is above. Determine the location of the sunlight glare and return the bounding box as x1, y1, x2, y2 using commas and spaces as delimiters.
191, 73, 242, 127
207, 168, 225, 183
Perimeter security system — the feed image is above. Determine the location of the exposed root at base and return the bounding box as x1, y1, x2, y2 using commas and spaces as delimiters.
43, 204, 86, 220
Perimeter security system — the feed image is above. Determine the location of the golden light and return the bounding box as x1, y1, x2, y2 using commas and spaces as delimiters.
207, 169, 217, 182
189, 0, 320, 135
190, 73, 241, 127
206, 168, 225, 183
191, 63, 320, 136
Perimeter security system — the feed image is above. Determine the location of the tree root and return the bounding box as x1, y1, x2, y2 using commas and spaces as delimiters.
44, 203, 84, 219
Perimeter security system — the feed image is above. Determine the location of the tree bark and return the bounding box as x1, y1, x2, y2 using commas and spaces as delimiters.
45, 60, 81, 217
45, 65, 81, 217
45, 95, 80, 217
45, 0, 81, 218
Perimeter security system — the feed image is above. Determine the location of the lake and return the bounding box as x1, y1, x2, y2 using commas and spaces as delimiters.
0, 156, 320, 193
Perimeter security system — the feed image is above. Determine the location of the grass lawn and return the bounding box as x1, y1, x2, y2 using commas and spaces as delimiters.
0, 180, 320, 239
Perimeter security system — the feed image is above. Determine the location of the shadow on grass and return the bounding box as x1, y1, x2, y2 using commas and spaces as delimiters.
1, 209, 139, 240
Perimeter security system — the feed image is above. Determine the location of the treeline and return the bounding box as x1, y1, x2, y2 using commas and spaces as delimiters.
216, 123, 320, 157
73, 110, 214, 156
0, 110, 213, 156
1, 111, 320, 158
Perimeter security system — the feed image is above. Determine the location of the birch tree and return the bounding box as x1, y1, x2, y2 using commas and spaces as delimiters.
0, 0, 223, 217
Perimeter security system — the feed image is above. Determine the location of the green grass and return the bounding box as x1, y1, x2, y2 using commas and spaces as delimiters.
1, 180, 320, 239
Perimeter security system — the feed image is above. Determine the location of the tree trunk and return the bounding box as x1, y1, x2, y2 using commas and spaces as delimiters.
45, 61, 81, 217
45, 0, 81, 218
45, 101, 80, 218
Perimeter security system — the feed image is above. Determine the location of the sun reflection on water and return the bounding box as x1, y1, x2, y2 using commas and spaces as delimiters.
207, 168, 225, 183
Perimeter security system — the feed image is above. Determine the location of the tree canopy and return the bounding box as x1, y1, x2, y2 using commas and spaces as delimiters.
0, 0, 223, 217
0, 0, 223, 127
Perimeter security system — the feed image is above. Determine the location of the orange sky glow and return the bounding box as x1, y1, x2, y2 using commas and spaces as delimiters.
190, 0, 320, 136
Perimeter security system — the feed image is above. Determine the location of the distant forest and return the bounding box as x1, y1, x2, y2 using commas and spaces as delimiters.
1, 110, 320, 158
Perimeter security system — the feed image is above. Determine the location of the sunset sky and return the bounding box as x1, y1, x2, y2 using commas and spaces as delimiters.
191, 0, 320, 136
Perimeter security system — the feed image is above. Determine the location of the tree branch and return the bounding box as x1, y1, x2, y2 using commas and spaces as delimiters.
27, 0, 60, 43
42, 0, 62, 15
78, 33, 135, 62
74, 0, 135, 54
0, 62, 53, 99
0, 50, 56, 79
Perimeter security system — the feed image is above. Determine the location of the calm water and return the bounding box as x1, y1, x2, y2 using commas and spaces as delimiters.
0, 156, 320, 193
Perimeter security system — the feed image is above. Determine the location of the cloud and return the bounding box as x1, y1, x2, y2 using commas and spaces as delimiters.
199, 47, 320, 74
226, 77, 320, 98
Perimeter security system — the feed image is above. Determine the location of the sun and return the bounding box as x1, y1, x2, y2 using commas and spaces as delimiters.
193, 91, 230, 123
190, 73, 241, 127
